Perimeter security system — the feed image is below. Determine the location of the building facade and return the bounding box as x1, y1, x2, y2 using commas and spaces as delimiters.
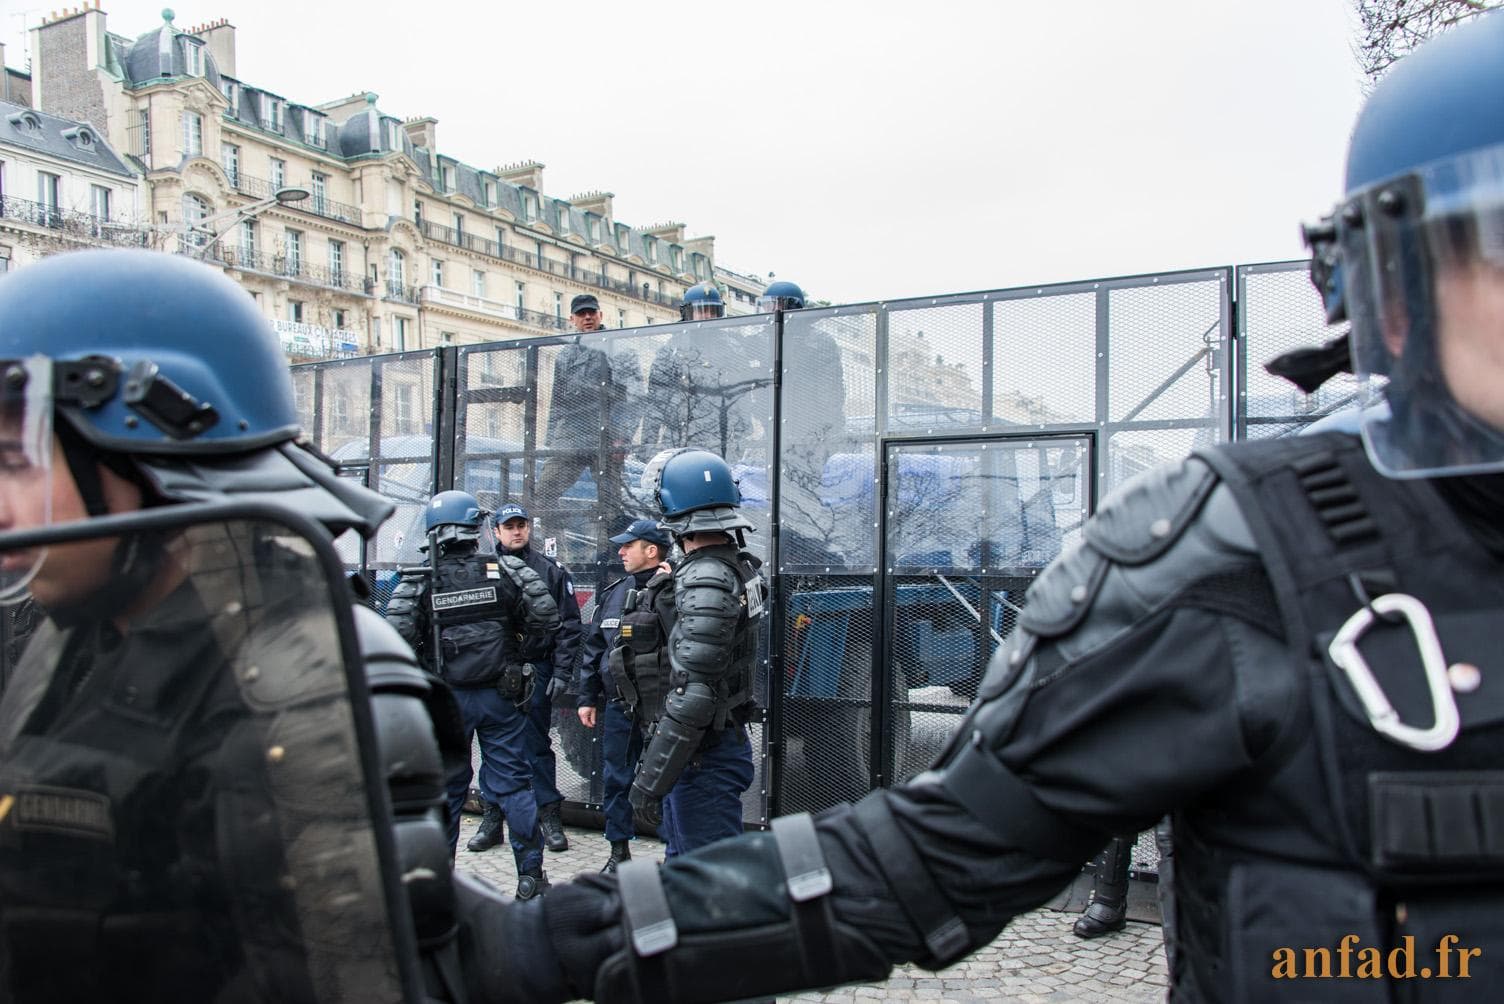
0, 97, 145, 274
23, 5, 764, 361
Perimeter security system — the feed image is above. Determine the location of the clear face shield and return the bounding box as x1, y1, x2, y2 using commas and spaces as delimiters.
1337, 143, 1504, 478
755, 295, 800, 314
681, 302, 725, 322
0, 357, 54, 603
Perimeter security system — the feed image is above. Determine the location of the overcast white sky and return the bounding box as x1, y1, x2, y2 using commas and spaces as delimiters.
4, 0, 1366, 304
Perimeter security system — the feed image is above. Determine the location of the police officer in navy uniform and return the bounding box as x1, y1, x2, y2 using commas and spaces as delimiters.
619, 449, 761, 858
573, 518, 673, 873
0, 249, 461, 1000
387, 491, 559, 900
452, 16, 1504, 1002
492, 502, 583, 854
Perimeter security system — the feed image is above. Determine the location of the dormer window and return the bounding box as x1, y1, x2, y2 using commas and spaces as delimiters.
304, 111, 324, 146
220, 80, 239, 115
183, 40, 203, 76
616, 224, 630, 250
266, 98, 282, 133
556, 206, 569, 233
7, 111, 41, 134
61, 126, 95, 149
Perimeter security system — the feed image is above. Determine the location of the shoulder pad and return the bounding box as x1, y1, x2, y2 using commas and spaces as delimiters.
1082, 456, 1219, 565
1018, 539, 1110, 638
677, 556, 740, 592
354, 605, 428, 695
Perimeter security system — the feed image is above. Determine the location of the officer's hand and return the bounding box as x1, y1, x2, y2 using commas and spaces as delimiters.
454, 871, 572, 1004
629, 784, 662, 828
578, 705, 597, 729
544, 673, 570, 702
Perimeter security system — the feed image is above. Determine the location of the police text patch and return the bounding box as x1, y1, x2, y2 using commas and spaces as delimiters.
4, 785, 113, 840
432, 586, 498, 611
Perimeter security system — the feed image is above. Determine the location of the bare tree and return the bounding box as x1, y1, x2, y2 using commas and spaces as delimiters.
1353, 0, 1500, 87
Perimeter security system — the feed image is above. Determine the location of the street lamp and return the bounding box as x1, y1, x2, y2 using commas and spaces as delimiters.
187, 185, 310, 259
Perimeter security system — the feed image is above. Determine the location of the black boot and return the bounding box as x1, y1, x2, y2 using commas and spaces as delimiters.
539, 802, 569, 852
515, 866, 550, 901
466, 803, 504, 853
1073, 835, 1132, 938
601, 839, 631, 874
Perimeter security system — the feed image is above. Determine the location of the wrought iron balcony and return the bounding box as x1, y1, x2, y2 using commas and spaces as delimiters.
419, 284, 571, 332
385, 279, 421, 303
197, 241, 363, 292
417, 218, 682, 309
223, 167, 360, 225
0, 195, 151, 248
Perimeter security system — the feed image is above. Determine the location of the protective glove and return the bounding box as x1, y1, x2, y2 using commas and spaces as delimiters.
453, 871, 570, 1004
629, 783, 662, 829
544, 672, 570, 702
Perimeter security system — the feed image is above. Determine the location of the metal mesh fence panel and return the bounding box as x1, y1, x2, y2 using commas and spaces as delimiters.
1238, 261, 1359, 438
993, 290, 1099, 426
886, 301, 985, 431
454, 319, 776, 827
779, 573, 879, 815
883, 437, 1090, 785
1102, 271, 1231, 499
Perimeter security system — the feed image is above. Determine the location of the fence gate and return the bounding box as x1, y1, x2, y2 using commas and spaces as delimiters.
876, 432, 1095, 786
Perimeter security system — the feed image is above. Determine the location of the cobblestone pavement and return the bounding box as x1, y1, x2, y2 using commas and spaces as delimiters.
456, 815, 1169, 1003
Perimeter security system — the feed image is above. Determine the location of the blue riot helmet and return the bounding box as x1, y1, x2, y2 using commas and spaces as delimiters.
679, 282, 725, 322
0, 249, 392, 601
642, 448, 755, 536
1316, 10, 1504, 478
423, 489, 488, 550
756, 280, 805, 313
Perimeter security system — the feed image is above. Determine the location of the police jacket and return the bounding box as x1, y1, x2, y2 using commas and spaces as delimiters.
504, 543, 582, 677
485, 432, 1504, 1004
387, 543, 559, 690
575, 568, 656, 708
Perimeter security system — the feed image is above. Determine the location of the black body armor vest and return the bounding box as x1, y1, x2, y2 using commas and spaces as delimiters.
1178, 434, 1504, 1002
428, 551, 522, 690
610, 572, 677, 722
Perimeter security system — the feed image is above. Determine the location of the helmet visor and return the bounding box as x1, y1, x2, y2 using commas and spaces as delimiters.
1339, 142, 1504, 477
755, 295, 799, 313
0, 356, 54, 603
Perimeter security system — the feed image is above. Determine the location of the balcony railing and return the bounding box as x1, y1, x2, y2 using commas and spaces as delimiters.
419, 284, 571, 332
0, 196, 152, 248
222, 167, 361, 225
385, 279, 421, 303
198, 241, 363, 292
271, 318, 361, 360
417, 219, 682, 309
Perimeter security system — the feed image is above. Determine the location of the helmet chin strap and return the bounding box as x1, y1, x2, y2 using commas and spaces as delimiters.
46, 418, 168, 627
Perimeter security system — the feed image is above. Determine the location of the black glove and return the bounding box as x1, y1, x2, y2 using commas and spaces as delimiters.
544, 672, 570, 702
629, 783, 662, 829
453, 871, 569, 1004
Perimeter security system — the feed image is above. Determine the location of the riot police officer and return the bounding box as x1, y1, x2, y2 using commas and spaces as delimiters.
492, 502, 583, 854
756, 278, 806, 312
573, 518, 674, 873
453, 15, 1504, 1002
620, 449, 762, 857
678, 281, 725, 321
387, 491, 559, 899
0, 249, 460, 1001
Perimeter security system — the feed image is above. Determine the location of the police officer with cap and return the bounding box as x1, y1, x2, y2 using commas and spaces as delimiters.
0, 249, 461, 1000
492, 501, 583, 854
386, 491, 559, 900
452, 14, 1504, 1002
573, 518, 674, 873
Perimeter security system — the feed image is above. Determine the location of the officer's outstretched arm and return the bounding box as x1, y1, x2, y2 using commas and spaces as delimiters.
465, 457, 1302, 1003
630, 558, 740, 808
